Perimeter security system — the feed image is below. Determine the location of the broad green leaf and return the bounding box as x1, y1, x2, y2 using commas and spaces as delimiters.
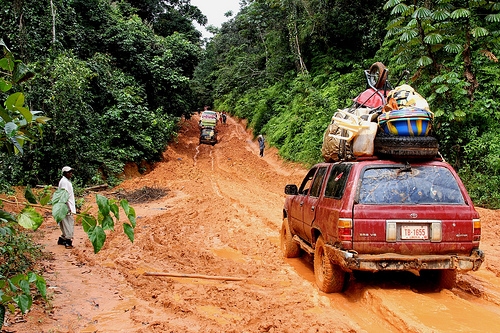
128, 206, 136, 228
450, 8, 470, 19
17, 207, 44, 231
51, 189, 69, 204
13, 294, 31, 314
88, 226, 106, 254
19, 279, 30, 296
36, 276, 47, 299
0, 210, 16, 223
34, 116, 51, 124
472, 27, 489, 38
123, 223, 134, 243
0, 105, 12, 122
15, 106, 32, 123
5, 92, 24, 111
5, 122, 17, 137
27, 272, 37, 283
0, 78, 12, 92
110, 203, 119, 220
436, 84, 449, 94
423, 33, 443, 44
24, 185, 37, 204
8, 279, 17, 292
120, 199, 130, 216
431, 10, 450, 21
412, 7, 431, 19
417, 56, 433, 67
454, 110, 466, 118
96, 194, 110, 216
80, 213, 97, 233
12, 62, 34, 84
40, 194, 51, 206
486, 14, 500, 22
102, 214, 114, 231
0, 57, 14, 71
11, 137, 24, 155
52, 202, 69, 223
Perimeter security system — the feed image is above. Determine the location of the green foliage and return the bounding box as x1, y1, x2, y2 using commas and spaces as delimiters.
76, 194, 136, 254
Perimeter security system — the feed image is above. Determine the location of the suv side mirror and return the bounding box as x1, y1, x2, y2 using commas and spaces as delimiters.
285, 184, 298, 195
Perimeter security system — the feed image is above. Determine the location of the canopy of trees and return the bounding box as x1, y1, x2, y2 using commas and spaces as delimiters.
1, 0, 205, 186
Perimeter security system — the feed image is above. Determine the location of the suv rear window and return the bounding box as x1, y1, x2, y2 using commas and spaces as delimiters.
358, 166, 465, 205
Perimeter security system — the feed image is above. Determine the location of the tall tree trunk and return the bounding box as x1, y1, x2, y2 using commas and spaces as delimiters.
50, 0, 56, 44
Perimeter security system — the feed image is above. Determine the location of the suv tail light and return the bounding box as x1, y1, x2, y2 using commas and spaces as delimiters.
430, 222, 442, 242
339, 218, 352, 242
473, 218, 481, 242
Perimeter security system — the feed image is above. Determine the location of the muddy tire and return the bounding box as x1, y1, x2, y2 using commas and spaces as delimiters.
437, 269, 457, 290
280, 218, 301, 258
314, 235, 345, 293
369, 62, 388, 89
374, 133, 439, 160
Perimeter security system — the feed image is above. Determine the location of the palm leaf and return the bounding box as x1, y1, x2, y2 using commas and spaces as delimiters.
384, 0, 401, 10
486, 14, 500, 22
431, 10, 450, 21
424, 33, 444, 44
450, 8, 470, 19
412, 7, 432, 19
392, 3, 410, 16
417, 56, 433, 67
444, 43, 463, 53
472, 27, 489, 38
400, 29, 419, 42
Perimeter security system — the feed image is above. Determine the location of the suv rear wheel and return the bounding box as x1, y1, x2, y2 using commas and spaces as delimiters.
280, 218, 301, 258
314, 235, 345, 293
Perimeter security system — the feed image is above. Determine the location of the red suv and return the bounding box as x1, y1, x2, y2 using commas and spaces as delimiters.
281, 158, 484, 292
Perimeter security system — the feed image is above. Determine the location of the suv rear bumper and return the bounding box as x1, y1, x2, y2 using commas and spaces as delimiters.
326, 245, 484, 272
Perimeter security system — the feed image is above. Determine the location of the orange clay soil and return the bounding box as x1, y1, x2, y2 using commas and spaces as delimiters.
4, 114, 500, 333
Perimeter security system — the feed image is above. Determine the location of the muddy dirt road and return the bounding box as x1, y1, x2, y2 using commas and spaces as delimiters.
6, 115, 500, 332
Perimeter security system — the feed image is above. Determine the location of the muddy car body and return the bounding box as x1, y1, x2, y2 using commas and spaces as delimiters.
281, 158, 484, 292
199, 126, 217, 146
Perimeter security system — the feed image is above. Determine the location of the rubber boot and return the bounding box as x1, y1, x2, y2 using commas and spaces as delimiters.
65, 239, 74, 249
58, 237, 66, 245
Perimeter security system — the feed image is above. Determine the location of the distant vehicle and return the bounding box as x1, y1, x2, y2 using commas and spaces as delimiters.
281, 158, 484, 293
199, 126, 217, 146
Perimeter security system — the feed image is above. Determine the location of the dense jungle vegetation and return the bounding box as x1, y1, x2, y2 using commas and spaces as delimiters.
1, 0, 499, 209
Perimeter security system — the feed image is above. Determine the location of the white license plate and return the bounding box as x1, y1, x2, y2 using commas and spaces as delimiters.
401, 225, 428, 240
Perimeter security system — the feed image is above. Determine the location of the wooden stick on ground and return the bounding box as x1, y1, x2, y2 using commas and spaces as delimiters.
143, 271, 246, 281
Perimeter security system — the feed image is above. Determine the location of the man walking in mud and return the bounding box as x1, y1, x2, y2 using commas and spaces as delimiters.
258, 134, 265, 157
58, 166, 76, 249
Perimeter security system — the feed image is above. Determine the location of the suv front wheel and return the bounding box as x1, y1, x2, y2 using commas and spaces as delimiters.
314, 235, 345, 293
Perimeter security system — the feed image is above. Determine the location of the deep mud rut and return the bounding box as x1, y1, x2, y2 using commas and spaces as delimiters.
5, 115, 500, 333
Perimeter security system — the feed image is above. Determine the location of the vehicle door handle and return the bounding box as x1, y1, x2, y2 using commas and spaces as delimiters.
311, 206, 315, 211
300, 201, 303, 207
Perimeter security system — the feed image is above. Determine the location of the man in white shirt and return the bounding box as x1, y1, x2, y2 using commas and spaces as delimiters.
58, 166, 76, 249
